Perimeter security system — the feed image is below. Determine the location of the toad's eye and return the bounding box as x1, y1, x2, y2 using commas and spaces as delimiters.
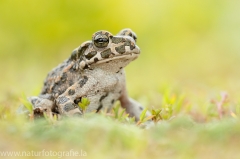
94, 34, 109, 48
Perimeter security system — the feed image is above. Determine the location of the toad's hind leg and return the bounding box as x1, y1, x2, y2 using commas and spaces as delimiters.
18, 95, 55, 118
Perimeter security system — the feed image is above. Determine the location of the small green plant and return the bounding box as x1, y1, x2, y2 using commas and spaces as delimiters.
157, 89, 185, 120
233, 103, 240, 119
43, 111, 58, 125
19, 93, 33, 113
136, 108, 154, 126
161, 105, 173, 120
78, 97, 90, 113
151, 108, 162, 123
211, 91, 229, 119
19, 93, 34, 121
112, 105, 134, 123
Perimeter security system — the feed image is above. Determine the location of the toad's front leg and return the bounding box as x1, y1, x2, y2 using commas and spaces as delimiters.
119, 83, 153, 123
55, 76, 97, 116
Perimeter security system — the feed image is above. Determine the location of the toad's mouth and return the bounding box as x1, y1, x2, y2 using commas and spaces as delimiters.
93, 52, 140, 65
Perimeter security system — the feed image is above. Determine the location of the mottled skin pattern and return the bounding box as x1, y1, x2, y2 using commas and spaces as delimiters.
21, 28, 151, 121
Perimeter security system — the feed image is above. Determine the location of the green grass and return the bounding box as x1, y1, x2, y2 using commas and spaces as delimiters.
1, 90, 240, 159
1, 107, 240, 159
1, 0, 240, 158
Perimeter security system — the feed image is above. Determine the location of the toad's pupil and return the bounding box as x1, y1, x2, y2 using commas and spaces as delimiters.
97, 38, 107, 43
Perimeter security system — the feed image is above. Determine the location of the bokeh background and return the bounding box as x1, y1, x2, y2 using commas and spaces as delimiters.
1, 1, 240, 158
1, 0, 240, 108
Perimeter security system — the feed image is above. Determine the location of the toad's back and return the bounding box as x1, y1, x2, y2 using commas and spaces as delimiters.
40, 59, 82, 97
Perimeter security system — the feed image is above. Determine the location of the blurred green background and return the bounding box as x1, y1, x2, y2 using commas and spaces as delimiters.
1, 0, 240, 106
1, 1, 240, 158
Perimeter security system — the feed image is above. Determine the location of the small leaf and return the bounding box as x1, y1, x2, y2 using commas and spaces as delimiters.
129, 116, 135, 124
19, 97, 33, 113
142, 115, 155, 123
53, 114, 57, 121
156, 109, 162, 115
82, 97, 90, 105
151, 109, 156, 115
140, 108, 148, 122
78, 97, 90, 112
43, 112, 48, 119
113, 105, 120, 119
136, 120, 142, 126
119, 108, 126, 119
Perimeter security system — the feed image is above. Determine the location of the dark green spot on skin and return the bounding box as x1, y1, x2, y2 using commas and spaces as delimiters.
99, 93, 108, 102
68, 89, 75, 95
111, 99, 115, 104
115, 45, 125, 54
101, 48, 112, 58
52, 83, 65, 95
96, 104, 103, 113
69, 66, 75, 72
94, 58, 99, 62
77, 45, 89, 58
54, 81, 59, 85
69, 80, 74, 86
59, 89, 65, 95
58, 96, 69, 104
112, 37, 122, 44
125, 41, 135, 50
124, 41, 130, 46
64, 103, 75, 112
133, 35, 137, 42
85, 51, 97, 60
83, 65, 89, 69
60, 65, 65, 69
105, 32, 109, 36
79, 76, 88, 87
70, 43, 90, 60
70, 49, 78, 60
